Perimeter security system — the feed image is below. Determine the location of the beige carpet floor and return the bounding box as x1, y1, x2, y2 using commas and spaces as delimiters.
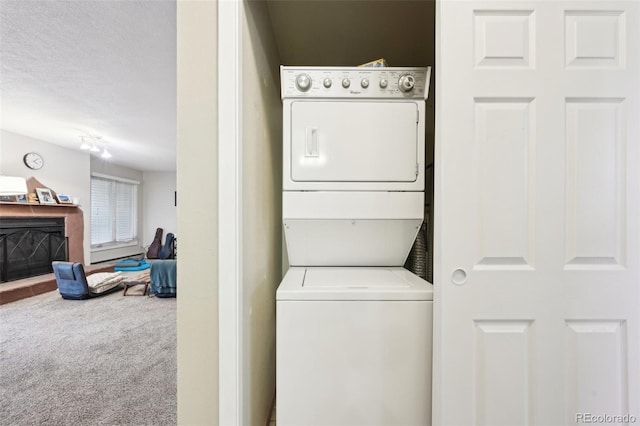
0, 288, 176, 425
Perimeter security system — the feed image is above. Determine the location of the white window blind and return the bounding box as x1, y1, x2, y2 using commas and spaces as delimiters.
91, 176, 138, 247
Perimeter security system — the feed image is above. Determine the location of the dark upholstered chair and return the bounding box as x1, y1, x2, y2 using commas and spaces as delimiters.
52, 262, 123, 300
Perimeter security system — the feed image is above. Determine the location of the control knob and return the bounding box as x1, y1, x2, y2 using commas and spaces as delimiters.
398, 74, 416, 92
342, 78, 351, 88
379, 78, 388, 88
295, 73, 312, 91
323, 78, 332, 88
361, 78, 369, 88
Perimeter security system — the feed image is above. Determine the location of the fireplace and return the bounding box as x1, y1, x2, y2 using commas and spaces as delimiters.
0, 217, 68, 282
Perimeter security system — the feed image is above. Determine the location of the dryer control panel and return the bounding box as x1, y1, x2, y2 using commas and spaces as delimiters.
281, 66, 431, 100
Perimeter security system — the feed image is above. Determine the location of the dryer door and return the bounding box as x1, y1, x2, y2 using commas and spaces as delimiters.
289, 101, 419, 183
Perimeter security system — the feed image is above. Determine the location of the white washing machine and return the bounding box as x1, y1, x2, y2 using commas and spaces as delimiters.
277, 267, 433, 426
277, 66, 432, 426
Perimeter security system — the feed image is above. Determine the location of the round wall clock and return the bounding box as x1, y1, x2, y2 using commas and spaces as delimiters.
23, 152, 44, 170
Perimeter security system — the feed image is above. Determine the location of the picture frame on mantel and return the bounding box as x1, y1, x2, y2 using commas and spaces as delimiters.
56, 193, 72, 204
36, 188, 57, 205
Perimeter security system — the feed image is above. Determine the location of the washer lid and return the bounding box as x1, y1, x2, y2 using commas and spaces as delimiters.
305, 267, 410, 288
277, 267, 433, 301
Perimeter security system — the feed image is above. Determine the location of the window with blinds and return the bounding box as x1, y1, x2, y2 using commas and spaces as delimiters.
90, 176, 138, 247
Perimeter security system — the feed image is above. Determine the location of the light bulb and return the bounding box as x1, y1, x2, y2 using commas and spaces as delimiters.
101, 149, 112, 159
90, 145, 100, 153
80, 136, 91, 150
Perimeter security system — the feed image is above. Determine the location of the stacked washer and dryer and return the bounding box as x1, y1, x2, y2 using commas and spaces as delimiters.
276, 66, 433, 426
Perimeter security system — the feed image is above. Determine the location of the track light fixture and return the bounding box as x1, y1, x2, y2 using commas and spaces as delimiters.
80, 136, 111, 159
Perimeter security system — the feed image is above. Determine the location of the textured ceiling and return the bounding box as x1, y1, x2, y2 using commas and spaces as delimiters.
0, 0, 176, 172
0, 0, 434, 173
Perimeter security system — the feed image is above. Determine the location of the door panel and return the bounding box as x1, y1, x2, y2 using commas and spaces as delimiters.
474, 97, 536, 269
290, 101, 418, 182
436, 1, 639, 424
565, 320, 629, 422
474, 10, 535, 69
474, 320, 535, 425
564, 11, 625, 69
565, 98, 626, 268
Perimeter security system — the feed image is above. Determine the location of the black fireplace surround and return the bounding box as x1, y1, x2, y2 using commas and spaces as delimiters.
0, 217, 68, 282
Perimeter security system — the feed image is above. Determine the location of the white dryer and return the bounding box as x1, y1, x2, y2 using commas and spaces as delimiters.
277, 66, 432, 426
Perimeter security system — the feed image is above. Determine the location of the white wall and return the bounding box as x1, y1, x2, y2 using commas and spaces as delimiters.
142, 171, 177, 251
242, 0, 283, 423
90, 157, 144, 263
176, 0, 219, 423
0, 129, 92, 264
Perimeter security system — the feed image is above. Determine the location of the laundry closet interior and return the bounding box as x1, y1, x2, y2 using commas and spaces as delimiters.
232, 0, 436, 424
247, 0, 436, 272
214, 0, 640, 424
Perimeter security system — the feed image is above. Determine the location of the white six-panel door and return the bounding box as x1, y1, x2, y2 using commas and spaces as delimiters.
435, 0, 639, 424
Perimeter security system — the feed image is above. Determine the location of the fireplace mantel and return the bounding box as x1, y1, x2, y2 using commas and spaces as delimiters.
0, 203, 84, 264
0, 202, 79, 208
